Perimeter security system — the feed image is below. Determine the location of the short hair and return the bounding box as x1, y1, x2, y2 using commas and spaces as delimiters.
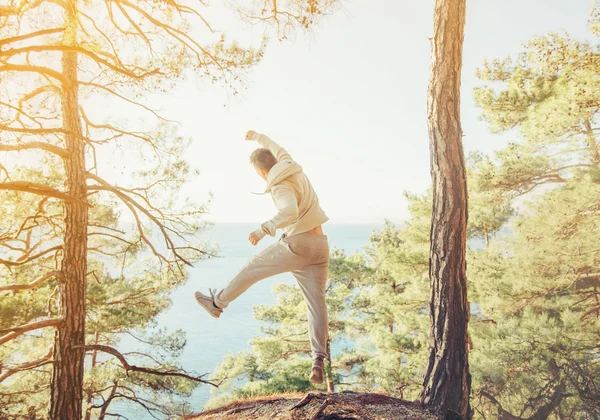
250, 148, 277, 171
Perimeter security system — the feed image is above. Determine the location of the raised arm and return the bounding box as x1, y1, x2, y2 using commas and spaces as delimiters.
245, 130, 293, 162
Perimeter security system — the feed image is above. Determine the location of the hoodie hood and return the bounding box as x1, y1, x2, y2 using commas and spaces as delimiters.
259, 159, 303, 194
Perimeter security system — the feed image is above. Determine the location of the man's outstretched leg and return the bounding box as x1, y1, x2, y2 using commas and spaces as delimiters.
195, 238, 303, 317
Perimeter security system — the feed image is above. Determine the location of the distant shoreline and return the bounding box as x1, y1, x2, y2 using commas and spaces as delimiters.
205, 222, 390, 226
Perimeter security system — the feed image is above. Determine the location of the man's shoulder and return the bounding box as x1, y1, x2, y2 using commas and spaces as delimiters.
271, 181, 296, 191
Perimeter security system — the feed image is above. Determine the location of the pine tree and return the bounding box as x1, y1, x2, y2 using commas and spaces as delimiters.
1, 0, 262, 417
420, 0, 471, 417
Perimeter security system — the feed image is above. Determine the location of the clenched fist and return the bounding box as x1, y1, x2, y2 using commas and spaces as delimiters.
248, 231, 261, 246
245, 130, 258, 141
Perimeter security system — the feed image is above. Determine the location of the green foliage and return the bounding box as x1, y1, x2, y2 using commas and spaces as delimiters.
591, 2, 600, 36
466, 13, 600, 418
467, 153, 514, 246
474, 26, 600, 201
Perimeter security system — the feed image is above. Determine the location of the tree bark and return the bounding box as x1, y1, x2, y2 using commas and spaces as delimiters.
419, 0, 471, 418
49, 1, 88, 418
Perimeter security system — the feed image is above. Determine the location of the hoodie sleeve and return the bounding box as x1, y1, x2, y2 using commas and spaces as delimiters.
253, 185, 299, 239
248, 131, 293, 162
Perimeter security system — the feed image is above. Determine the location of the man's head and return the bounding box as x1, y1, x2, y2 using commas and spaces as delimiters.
250, 148, 277, 180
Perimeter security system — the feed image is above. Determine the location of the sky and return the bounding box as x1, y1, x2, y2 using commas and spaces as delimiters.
129, 0, 597, 225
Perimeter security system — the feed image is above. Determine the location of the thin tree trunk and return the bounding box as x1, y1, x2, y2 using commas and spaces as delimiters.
584, 118, 600, 164
326, 339, 335, 392
99, 382, 119, 420
419, 0, 471, 418
84, 332, 100, 420
49, 1, 88, 418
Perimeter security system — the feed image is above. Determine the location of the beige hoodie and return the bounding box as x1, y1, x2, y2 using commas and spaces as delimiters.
249, 132, 329, 240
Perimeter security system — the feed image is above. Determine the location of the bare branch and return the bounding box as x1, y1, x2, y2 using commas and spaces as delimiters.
0, 270, 62, 293
0, 28, 65, 47
110, 0, 223, 69
0, 5, 18, 17
87, 173, 195, 266
0, 123, 87, 139
0, 64, 71, 87
78, 81, 168, 121
18, 85, 61, 109
0, 181, 81, 203
88, 231, 135, 247
74, 344, 216, 386
1, 45, 160, 80
0, 100, 45, 128
78, 106, 158, 148
0, 318, 61, 346
0, 245, 62, 267
0, 141, 69, 158
0, 348, 53, 383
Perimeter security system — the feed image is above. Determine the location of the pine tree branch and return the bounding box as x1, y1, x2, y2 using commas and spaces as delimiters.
99, 392, 164, 419
0, 141, 69, 158
0, 245, 62, 267
112, 1, 152, 49
87, 184, 170, 265
580, 304, 600, 321
479, 382, 566, 420
109, 0, 223, 69
78, 82, 167, 122
0, 64, 71, 86
0, 123, 90, 140
74, 344, 217, 386
93, 381, 119, 418
1, 44, 160, 80
0, 181, 80, 203
78, 106, 158, 148
0, 318, 61, 346
0, 28, 65, 47
479, 390, 523, 420
18, 85, 61, 110
0, 100, 45, 128
0, 5, 18, 17
87, 173, 197, 266
88, 231, 136, 247
528, 382, 567, 420
0, 348, 53, 382
0, 270, 62, 292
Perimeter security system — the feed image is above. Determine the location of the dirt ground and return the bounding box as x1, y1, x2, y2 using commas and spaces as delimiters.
186, 390, 440, 420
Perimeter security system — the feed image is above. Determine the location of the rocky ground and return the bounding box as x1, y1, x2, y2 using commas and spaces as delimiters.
187, 391, 439, 420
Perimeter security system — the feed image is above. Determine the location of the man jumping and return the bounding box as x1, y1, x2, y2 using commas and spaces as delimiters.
194, 130, 330, 385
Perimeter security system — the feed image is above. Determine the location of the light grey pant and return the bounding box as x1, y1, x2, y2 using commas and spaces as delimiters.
214, 232, 330, 360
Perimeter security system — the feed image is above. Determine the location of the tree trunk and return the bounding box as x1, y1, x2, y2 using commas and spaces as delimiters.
84, 332, 100, 420
584, 118, 600, 165
49, 1, 88, 419
419, 0, 471, 418
326, 339, 335, 392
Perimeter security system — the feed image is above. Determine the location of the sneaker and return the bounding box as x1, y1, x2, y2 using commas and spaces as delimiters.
194, 289, 223, 319
309, 357, 325, 385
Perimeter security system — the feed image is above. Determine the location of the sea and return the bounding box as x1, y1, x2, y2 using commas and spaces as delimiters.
114, 223, 383, 419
